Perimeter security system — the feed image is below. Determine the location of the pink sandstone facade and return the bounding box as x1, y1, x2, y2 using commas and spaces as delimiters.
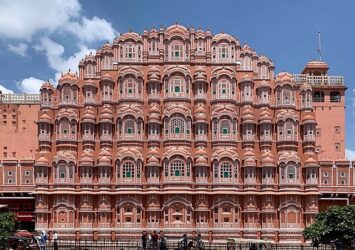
0, 24, 353, 243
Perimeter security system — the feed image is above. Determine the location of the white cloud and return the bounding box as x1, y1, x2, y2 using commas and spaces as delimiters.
0, 0, 81, 40
7, 43, 28, 57
16, 77, 44, 94
0, 84, 14, 94
34, 37, 95, 82
345, 148, 355, 161
66, 16, 117, 43
0, 0, 117, 43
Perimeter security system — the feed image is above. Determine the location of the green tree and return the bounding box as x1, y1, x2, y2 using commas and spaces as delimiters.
0, 212, 15, 249
303, 205, 355, 246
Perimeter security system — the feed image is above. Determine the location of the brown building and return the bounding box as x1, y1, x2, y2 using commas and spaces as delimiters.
0, 93, 40, 229
0, 24, 353, 243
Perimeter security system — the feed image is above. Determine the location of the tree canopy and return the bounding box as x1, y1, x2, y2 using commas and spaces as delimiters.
0, 212, 15, 248
303, 205, 355, 246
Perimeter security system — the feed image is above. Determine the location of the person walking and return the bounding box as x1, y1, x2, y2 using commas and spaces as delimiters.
196, 233, 205, 250
152, 230, 159, 250
158, 231, 168, 250
39, 230, 48, 250
53, 231, 58, 250
141, 231, 148, 250
178, 233, 188, 250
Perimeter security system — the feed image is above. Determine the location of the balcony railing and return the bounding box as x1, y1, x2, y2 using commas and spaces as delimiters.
0, 94, 40, 104
293, 74, 344, 86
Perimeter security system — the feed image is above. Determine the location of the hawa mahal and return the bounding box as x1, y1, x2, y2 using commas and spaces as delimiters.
0, 24, 353, 243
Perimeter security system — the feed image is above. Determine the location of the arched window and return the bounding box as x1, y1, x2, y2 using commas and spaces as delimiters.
287, 165, 296, 180
125, 78, 136, 94
218, 78, 230, 98
241, 82, 252, 102
170, 160, 185, 177
282, 86, 294, 105
85, 64, 95, 78
218, 44, 229, 60
59, 166, 66, 179
220, 119, 230, 135
125, 44, 135, 59
220, 162, 232, 178
60, 119, 70, 138
171, 42, 183, 60
260, 65, 269, 79
123, 162, 134, 178
170, 117, 185, 134
124, 119, 135, 135
242, 56, 252, 70
172, 76, 183, 93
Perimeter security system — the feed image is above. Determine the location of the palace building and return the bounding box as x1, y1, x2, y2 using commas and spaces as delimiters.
0, 24, 353, 243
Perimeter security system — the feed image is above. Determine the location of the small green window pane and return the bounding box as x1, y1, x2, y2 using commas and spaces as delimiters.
223, 172, 229, 178
175, 51, 180, 57
175, 86, 180, 93
175, 170, 180, 176
127, 128, 132, 134
175, 127, 180, 134
126, 172, 131, 178
128, 54, 132, 58
222, 89, 226, 94
128, 89, 133, 93
223, 128, 228, 134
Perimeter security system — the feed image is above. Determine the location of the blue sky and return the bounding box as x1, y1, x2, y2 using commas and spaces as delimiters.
0, 0, 354, 158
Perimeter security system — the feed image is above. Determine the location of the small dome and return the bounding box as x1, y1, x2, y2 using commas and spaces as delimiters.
102, 42, 112, 50
147, 147, 160, 157
82, 107, 96, 123
194, 104, 207, 123
39, 113, 52, 123
58, 71, 78, 86
261, 151, 275, 166
241, 107, 255, 124
35, 156, 49, 166
99, 106, 113, 122
256, 80, 271, 89
305, 156, 318, 167
302, 114, 316, 124
259, 109, 273, 123
79, 150, 94, 166
195, 156, 208, 166
195, 147, 207, 156
40, 81, 54, 91
243, 150, 256, 167
101, 73, 114, 83
240, 74, 253, 83
147, 155, 160, 166
275, 72, 295, 85
83, 80, 97, 88
98, 149, 112, 166
148, 104, 161, 114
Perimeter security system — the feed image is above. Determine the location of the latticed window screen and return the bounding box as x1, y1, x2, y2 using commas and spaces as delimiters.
170, 160, 185, 177
125, 78, 136, 94
218, 79, 229, 96
218, 44, 229, 59
124, 119, 135, 135
287, 165, 296, 179
171, 43, 183, 58
123, 162, 134, 178
170, 117, 185, 134
220, 162, 232, 178
125, 44, 135, 59
220, 119, 230, 135
171, 76, 183, 93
